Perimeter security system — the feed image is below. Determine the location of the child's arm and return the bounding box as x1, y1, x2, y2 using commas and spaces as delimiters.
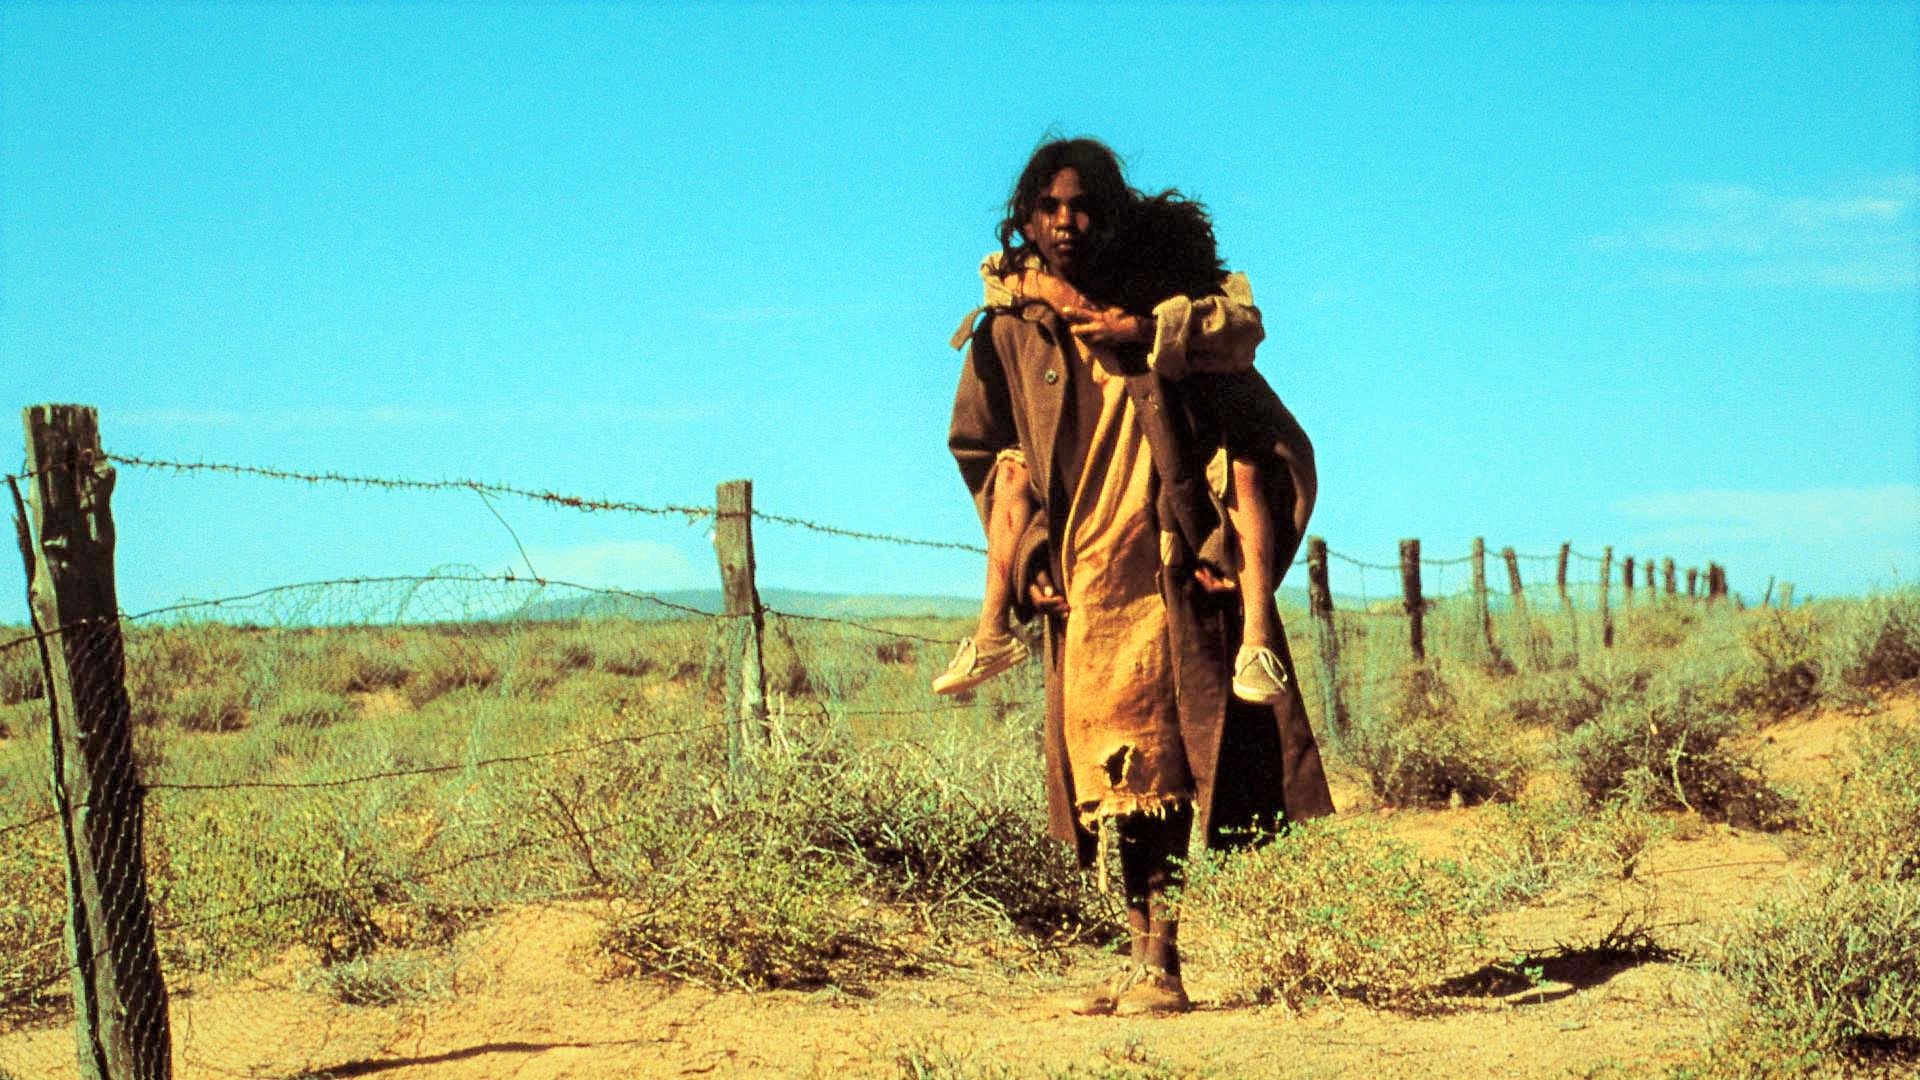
1144, 271, 1263, 381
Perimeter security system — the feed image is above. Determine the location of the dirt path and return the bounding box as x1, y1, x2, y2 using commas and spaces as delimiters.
5, 696, 1911, 1080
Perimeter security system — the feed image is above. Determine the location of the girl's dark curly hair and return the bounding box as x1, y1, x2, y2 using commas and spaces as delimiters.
996, 137, 1227, 314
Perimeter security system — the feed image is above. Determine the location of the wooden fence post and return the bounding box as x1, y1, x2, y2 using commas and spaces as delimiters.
16, 405, 171, 1080
1470, 537, 1494, 655
1555, 543, 1571, 607
1600, 546, 1614, 647
1778, 582, 1795, 609
1644, 559, 1655, 592
1622, 556, 1635, 607
1502, 546, 1526, 614
1686, 567, 1699, 599
1662, 558, 1677, 597
1556, 541, 1577, 659
713, 479, 768, 773
1399, 539, 1424, 661
1305, 537, 1347, 742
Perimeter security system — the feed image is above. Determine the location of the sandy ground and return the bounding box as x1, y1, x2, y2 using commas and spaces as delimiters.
3, 695, 1912, 1080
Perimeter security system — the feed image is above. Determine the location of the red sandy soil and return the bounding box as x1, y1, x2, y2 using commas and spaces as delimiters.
3, 694, 1913, 1080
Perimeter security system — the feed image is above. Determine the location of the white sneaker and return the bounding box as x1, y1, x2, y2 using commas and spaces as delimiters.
931, 635, 1029, 695
1232, 645, 1290, 704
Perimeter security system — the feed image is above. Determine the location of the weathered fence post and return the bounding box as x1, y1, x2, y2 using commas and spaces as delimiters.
713, 479, 768, 773
1707, 563, 1726, 603
1685, 567, 1699, 599
1761, 576, 1775, 608
1778, 582, 1795, 609
1600, 546, 1614, 647
1399, 539, 1424, 661
1470, 537, 1494, 655
1622, 556, 1635, 607
1556, 541, 1577, 659
1501, 546, 1526, 614
1661, 557, 1677, 597
1644, 559, 1655, 592
1555, 543, 1571, 608
1305, 537, 1347, 742
15, 405, 171, 1080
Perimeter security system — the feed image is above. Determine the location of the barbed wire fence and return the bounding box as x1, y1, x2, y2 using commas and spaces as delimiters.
0, 404, 1764, 1079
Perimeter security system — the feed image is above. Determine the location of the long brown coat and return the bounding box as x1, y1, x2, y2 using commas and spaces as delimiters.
948, 292, 1335, 864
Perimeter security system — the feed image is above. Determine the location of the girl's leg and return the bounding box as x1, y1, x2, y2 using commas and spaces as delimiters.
934, 452, 1034, 694
1115, 806, 1193, 1013
976, 454, 1035, 645
1227, 458, 1280, 650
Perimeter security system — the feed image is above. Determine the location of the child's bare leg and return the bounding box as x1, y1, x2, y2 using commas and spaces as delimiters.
1227, 459, 1280, 651
976, 453, 1035, 646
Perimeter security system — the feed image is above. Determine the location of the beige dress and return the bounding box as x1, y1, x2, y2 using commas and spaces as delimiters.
1057, 345, 1193, 826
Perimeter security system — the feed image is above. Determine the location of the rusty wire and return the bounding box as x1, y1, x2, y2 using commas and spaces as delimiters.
108, 453, 715, 520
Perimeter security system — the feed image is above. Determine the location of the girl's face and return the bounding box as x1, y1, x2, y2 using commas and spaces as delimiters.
1024, 168, 1094, 278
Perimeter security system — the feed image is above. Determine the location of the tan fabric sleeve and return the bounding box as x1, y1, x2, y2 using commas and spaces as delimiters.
979, 252, 1016, 307
1146, 271, 1264, 381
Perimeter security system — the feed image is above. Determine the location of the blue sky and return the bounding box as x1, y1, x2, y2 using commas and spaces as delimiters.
2, 1, 1915, 618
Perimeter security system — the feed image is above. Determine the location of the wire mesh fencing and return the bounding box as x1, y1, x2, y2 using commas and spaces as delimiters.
0, 438, 1748, 1079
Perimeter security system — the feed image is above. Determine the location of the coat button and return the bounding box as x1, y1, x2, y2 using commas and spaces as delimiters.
1044, 369, 1059, 384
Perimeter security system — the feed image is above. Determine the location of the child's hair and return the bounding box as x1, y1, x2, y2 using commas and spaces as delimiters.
1081, 192, 1229, 316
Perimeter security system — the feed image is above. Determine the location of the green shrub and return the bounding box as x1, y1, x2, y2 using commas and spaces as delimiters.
1718, 872, 1920, 1063
1489, 666, 1615, 732
1822, 591, 1920, 694
1724, 609, 1824, 717
1345, 663, 1530, 806
1563, 672, 1785, 824
1807, 720, 1920, 884
1182, 817, 1477, 1008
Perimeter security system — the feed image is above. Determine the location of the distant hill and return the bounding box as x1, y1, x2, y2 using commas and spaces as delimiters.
518, 584, 1332, 622
517, 587, 983, 622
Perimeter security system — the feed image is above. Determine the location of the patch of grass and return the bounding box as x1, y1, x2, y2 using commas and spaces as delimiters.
0, 646, 44, 706
1344, 662, 1530, 806
1183, 816, 1478, 1009
402, 652, 500, 708
264, 690, 355, 729
294, 950, 451, 1006
163, 682, 251, 732
1458, 794, 1667, 912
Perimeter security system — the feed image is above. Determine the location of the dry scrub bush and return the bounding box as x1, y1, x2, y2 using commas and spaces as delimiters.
1457, 795, 1666, 912
1724, 608, 1824, 717
0, 821, 65, 1015
1563, 671, 1786, 825
594, 714, 1091, 989
1344, 662, 1530, 806
1716, 874, 1920, 1069
0, 645, 44, 706
1182, 817, 1477, 1009
1807, 720, 1920, 885
1820, 590, 1920, 697
1707, 720, 1920, 1072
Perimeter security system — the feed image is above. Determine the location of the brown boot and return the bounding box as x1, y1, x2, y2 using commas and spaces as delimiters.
1113, 967, 1190, 1016
1053, 965, 1144, 1016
